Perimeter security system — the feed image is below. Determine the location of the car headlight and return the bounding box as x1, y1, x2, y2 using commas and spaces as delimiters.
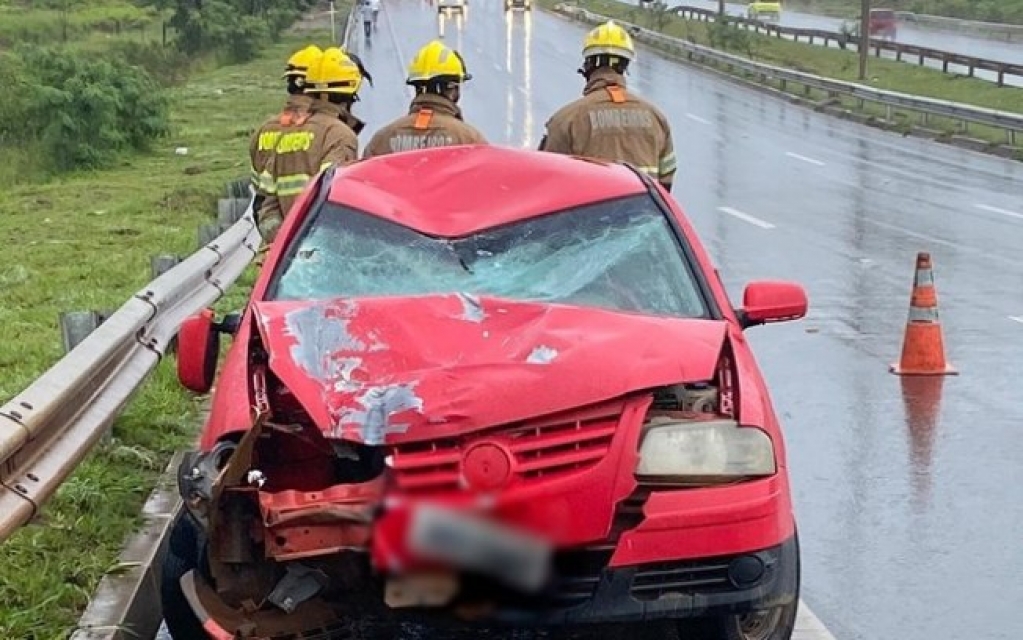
636, 417, 776, 477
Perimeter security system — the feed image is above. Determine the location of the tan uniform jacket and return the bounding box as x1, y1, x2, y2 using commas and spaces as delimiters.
249, 94, 314, 195
362, 94, 487, 159
257, 101, 363, 242
539, 69, 677, 189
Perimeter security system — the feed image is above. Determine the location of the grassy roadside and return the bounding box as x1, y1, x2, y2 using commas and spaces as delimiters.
0, 20, 337, 638
548, 0, 1023, 151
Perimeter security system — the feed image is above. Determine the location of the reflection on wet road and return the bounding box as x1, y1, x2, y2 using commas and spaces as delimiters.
663, 0, 1023, 67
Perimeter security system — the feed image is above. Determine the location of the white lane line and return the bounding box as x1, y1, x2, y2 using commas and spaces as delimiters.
795, 601, 838, 639
786, 151, 826, 166
1009, 316, 1023, 324
717, 206, 776, 229
686, 112, 711, 125
975, 203, 1023, 220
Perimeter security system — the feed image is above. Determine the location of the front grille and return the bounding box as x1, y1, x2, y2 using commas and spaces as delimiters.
389, 401, 623, 493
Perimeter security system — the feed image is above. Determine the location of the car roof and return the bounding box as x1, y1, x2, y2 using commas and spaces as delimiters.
325, 144, 649, 237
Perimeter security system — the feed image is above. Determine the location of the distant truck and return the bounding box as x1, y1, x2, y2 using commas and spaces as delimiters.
747, 0, 782, 22
504, 0, 531, 11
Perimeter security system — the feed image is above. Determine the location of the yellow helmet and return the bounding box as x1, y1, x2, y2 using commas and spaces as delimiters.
283, 45, 323, 80
581, 20, 635, 61
304, 47, 363, 96
406, 40, 472, 85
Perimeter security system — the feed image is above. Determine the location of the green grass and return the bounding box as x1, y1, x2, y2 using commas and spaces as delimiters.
0, 0, 166, 48
551, 0, 1023, 149
0, 20, 337, 638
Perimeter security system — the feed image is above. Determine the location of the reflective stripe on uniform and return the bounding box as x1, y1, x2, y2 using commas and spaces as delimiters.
659, 151, 677, 176
634, 166, 659, 176
319, 161, 334, 173
249, 166, 261, 188
257, 170, 277, 194
275, 173, 314, 196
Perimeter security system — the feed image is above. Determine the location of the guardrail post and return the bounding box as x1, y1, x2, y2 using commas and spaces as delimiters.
149, 255, 185, 356
59, 310, 113, 354
150, 255, 183, 280
217, 198, 249, 229
198, 223, 221, 248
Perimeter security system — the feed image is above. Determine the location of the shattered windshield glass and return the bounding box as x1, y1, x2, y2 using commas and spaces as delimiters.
267, 195, 709, 318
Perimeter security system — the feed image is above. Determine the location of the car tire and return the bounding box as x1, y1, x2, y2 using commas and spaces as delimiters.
160, 513, 209, 640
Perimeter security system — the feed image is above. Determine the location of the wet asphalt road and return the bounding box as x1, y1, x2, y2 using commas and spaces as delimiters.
677, 0, 1023, 66
612, 0, 1023, 87
346, 2, 1023, 639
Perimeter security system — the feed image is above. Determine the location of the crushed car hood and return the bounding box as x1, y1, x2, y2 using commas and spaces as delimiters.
252, 294, 727, 445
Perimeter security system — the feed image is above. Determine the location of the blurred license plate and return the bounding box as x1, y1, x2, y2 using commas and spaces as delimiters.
408, 504, 552, 593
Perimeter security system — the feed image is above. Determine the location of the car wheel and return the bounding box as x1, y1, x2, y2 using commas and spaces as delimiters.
717, 601, 798, 640
160, 513, 209, 640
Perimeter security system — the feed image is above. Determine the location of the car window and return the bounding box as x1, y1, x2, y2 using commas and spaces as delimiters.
266, 195, 709, 319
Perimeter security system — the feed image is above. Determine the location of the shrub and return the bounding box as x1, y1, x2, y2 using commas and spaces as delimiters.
0, 47, 170, 175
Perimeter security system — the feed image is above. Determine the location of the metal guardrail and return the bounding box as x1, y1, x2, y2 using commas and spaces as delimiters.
0, 203, 260, 545
896, 11, 1023, 43
0, 2, 359, 548
557, 5, 1023, 145
663, 4, 1023, 86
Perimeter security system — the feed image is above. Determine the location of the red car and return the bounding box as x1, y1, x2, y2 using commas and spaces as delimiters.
162, 145, 809, 640
869, 8, 897, 40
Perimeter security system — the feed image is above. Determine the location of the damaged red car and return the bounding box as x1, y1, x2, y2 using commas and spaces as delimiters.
162, 145, 809, 640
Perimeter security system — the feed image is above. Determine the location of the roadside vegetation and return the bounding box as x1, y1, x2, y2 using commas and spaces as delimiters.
785, 0, 1023, 25
0, 0, 319, 186
0, 4, 340, 636
550, 0, 1023, 151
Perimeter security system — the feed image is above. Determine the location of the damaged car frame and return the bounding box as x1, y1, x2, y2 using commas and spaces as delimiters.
162, 145, 809, 640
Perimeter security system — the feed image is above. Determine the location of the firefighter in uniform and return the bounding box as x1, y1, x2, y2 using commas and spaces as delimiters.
362, 40, 486, 159
538, 21, 677, 192
249, 45, 322, 212
258, 47, 366, 242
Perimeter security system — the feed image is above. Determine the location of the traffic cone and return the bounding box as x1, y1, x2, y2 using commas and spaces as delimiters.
890, 252, 957, 376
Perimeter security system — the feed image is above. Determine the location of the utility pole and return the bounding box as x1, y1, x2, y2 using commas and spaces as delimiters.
718, 0, 725, 17
858, 0, 870, 79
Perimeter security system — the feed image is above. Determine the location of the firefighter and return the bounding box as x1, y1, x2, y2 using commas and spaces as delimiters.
249, 44, 322, 213
538, 20, 677, 192
257, 47, 366, 242
362, 40, 486, 159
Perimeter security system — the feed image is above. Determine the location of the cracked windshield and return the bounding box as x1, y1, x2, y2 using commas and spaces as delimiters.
270, 195, 709, 318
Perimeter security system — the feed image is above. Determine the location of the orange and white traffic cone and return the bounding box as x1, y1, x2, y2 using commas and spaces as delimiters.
890, 252, 957, 376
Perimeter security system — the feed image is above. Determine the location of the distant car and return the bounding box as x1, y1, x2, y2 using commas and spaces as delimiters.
437, 0, 465, 14
162, 145, 809, 640
746, 0, 781, 22
869, 7, 897, 40
504, 0, 531, 11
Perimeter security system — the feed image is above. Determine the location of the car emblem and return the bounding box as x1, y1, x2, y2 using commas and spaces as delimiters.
461, 441, 514, 491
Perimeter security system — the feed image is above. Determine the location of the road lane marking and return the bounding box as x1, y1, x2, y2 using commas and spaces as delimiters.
718, 206, 776, 229
380, 5, 414, 98
975, 203, 1023, 220
786, 151, 825, 166
686, 112, 711, 125
795, 601, 838, 639
1009, 316, 1023, 324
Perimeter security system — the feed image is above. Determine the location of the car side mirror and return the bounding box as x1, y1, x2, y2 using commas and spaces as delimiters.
737, 280, 808, 329
176, 310, 242, 394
